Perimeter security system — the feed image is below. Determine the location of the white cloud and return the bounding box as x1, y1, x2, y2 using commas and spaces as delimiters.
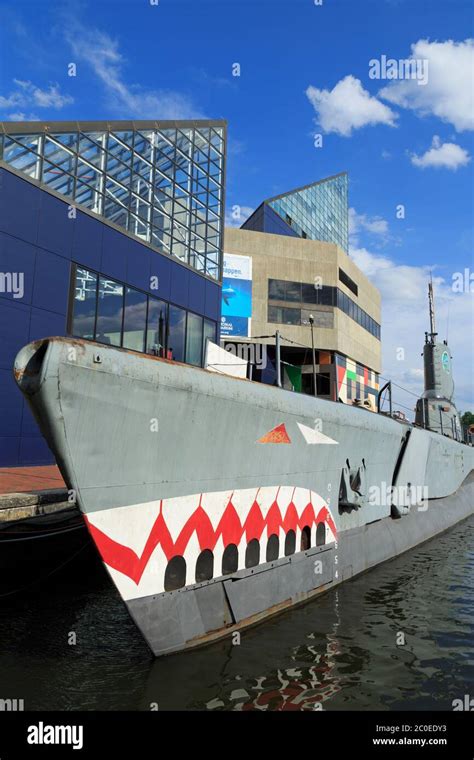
349, 208, 389, 242
225, 205, 254, 228
411, 135, 470, 170
350, 245, 474, 412
63, 18, 203, 119
7, 111, 39, 121
379, 39, 474, 132
306, 75, 397, 136
0, 80, 72, 113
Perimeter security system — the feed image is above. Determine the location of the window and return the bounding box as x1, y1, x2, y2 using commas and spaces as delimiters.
222, 544, 238, 575
203, 319, 216, 360
267, 279, 301, 303
68, 264, 212, 367
267, 305, 300, 325
245, 539, 260, 568
320, 286, 335, 306
146, 298, 168, 356
316, 523, 326, 546
164, 556, 186, 591
195, 549, 214, 582
186, 312, 203, 366
284, 530, 296, 556
268, 279, 338, 318
71, 268, 97, 339
285, 281, 302, 302
335, 288, 380, 340
168, 304, 186, 362
301, 283, 319, 305
268, 279, 287, 300
301, 309, 334, 329
96, 277, 123, 346
339, 268, 358, 296
123, 287, 147, 352
266, 534, 279, 562
339, 290, 349, 315
300, 526, 311, 551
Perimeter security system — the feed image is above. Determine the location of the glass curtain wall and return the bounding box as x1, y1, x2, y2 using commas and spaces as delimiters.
0, 122, 225, 280
267, 174, 348, 252
70, 265, 217, 367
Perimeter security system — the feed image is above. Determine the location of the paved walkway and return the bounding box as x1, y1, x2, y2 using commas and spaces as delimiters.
0, 465, 65, 495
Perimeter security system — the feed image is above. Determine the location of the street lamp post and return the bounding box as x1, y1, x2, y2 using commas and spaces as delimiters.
275, 329, 282, 388
309, 314, 316, 397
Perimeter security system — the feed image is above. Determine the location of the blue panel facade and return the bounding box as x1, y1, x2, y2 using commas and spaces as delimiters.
71, 213, 103, 271
37, 193, 75, 258
169, 265, 190, 309
0, 168, 222, 467
148, 251, 171, 302
204, 280, 220, 321
240, 203, 265, 232
0, 167, 41, 245
241, 202, 299, 238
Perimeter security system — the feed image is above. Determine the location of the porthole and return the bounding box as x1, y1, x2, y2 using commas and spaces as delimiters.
196, 549, 214, 582
164, 555, 186, 591
284, 529, 296, 556
266, 534, 279, 562
316, 522, 326, 546
245, 539, 260, 568
300, 525, 311, 551
222, 544, 238, 575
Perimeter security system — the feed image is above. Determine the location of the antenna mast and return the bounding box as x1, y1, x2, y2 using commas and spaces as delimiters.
428, 276, 436, 338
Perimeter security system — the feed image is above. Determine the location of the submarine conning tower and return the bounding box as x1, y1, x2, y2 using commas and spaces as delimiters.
414, 280, 462, 440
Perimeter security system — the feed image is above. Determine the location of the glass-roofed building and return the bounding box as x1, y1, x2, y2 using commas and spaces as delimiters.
241, 172, 349, 252
0, 119, 226, 466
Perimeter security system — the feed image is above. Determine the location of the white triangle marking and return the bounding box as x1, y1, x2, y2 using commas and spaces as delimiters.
297, 422, 339, 445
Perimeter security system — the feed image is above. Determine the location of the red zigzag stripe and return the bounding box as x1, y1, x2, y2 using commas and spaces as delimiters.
85, 497, 337, 586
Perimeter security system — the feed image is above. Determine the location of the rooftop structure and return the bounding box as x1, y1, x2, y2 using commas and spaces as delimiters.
241, 172, 348, 252
0, 120, 226, 280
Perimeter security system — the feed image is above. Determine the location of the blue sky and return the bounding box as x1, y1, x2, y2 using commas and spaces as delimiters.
0, 0, 473, 409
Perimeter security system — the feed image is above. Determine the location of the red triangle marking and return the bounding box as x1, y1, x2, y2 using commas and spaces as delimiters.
257, 423, 291, 444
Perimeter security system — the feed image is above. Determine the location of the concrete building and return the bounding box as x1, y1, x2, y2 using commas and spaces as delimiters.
0, 119, 226, 467
223, 175, 381, 404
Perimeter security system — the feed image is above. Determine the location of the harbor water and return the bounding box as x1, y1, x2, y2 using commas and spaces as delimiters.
1, 514, 473, 711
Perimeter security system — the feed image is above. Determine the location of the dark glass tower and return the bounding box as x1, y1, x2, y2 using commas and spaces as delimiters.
242, 172, 348, 252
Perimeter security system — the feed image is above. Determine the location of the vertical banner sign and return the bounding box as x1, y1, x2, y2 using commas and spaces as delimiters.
221, 253, 252, 337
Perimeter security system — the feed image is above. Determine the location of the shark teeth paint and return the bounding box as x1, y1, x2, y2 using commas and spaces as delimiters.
85, 486, 337, 600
